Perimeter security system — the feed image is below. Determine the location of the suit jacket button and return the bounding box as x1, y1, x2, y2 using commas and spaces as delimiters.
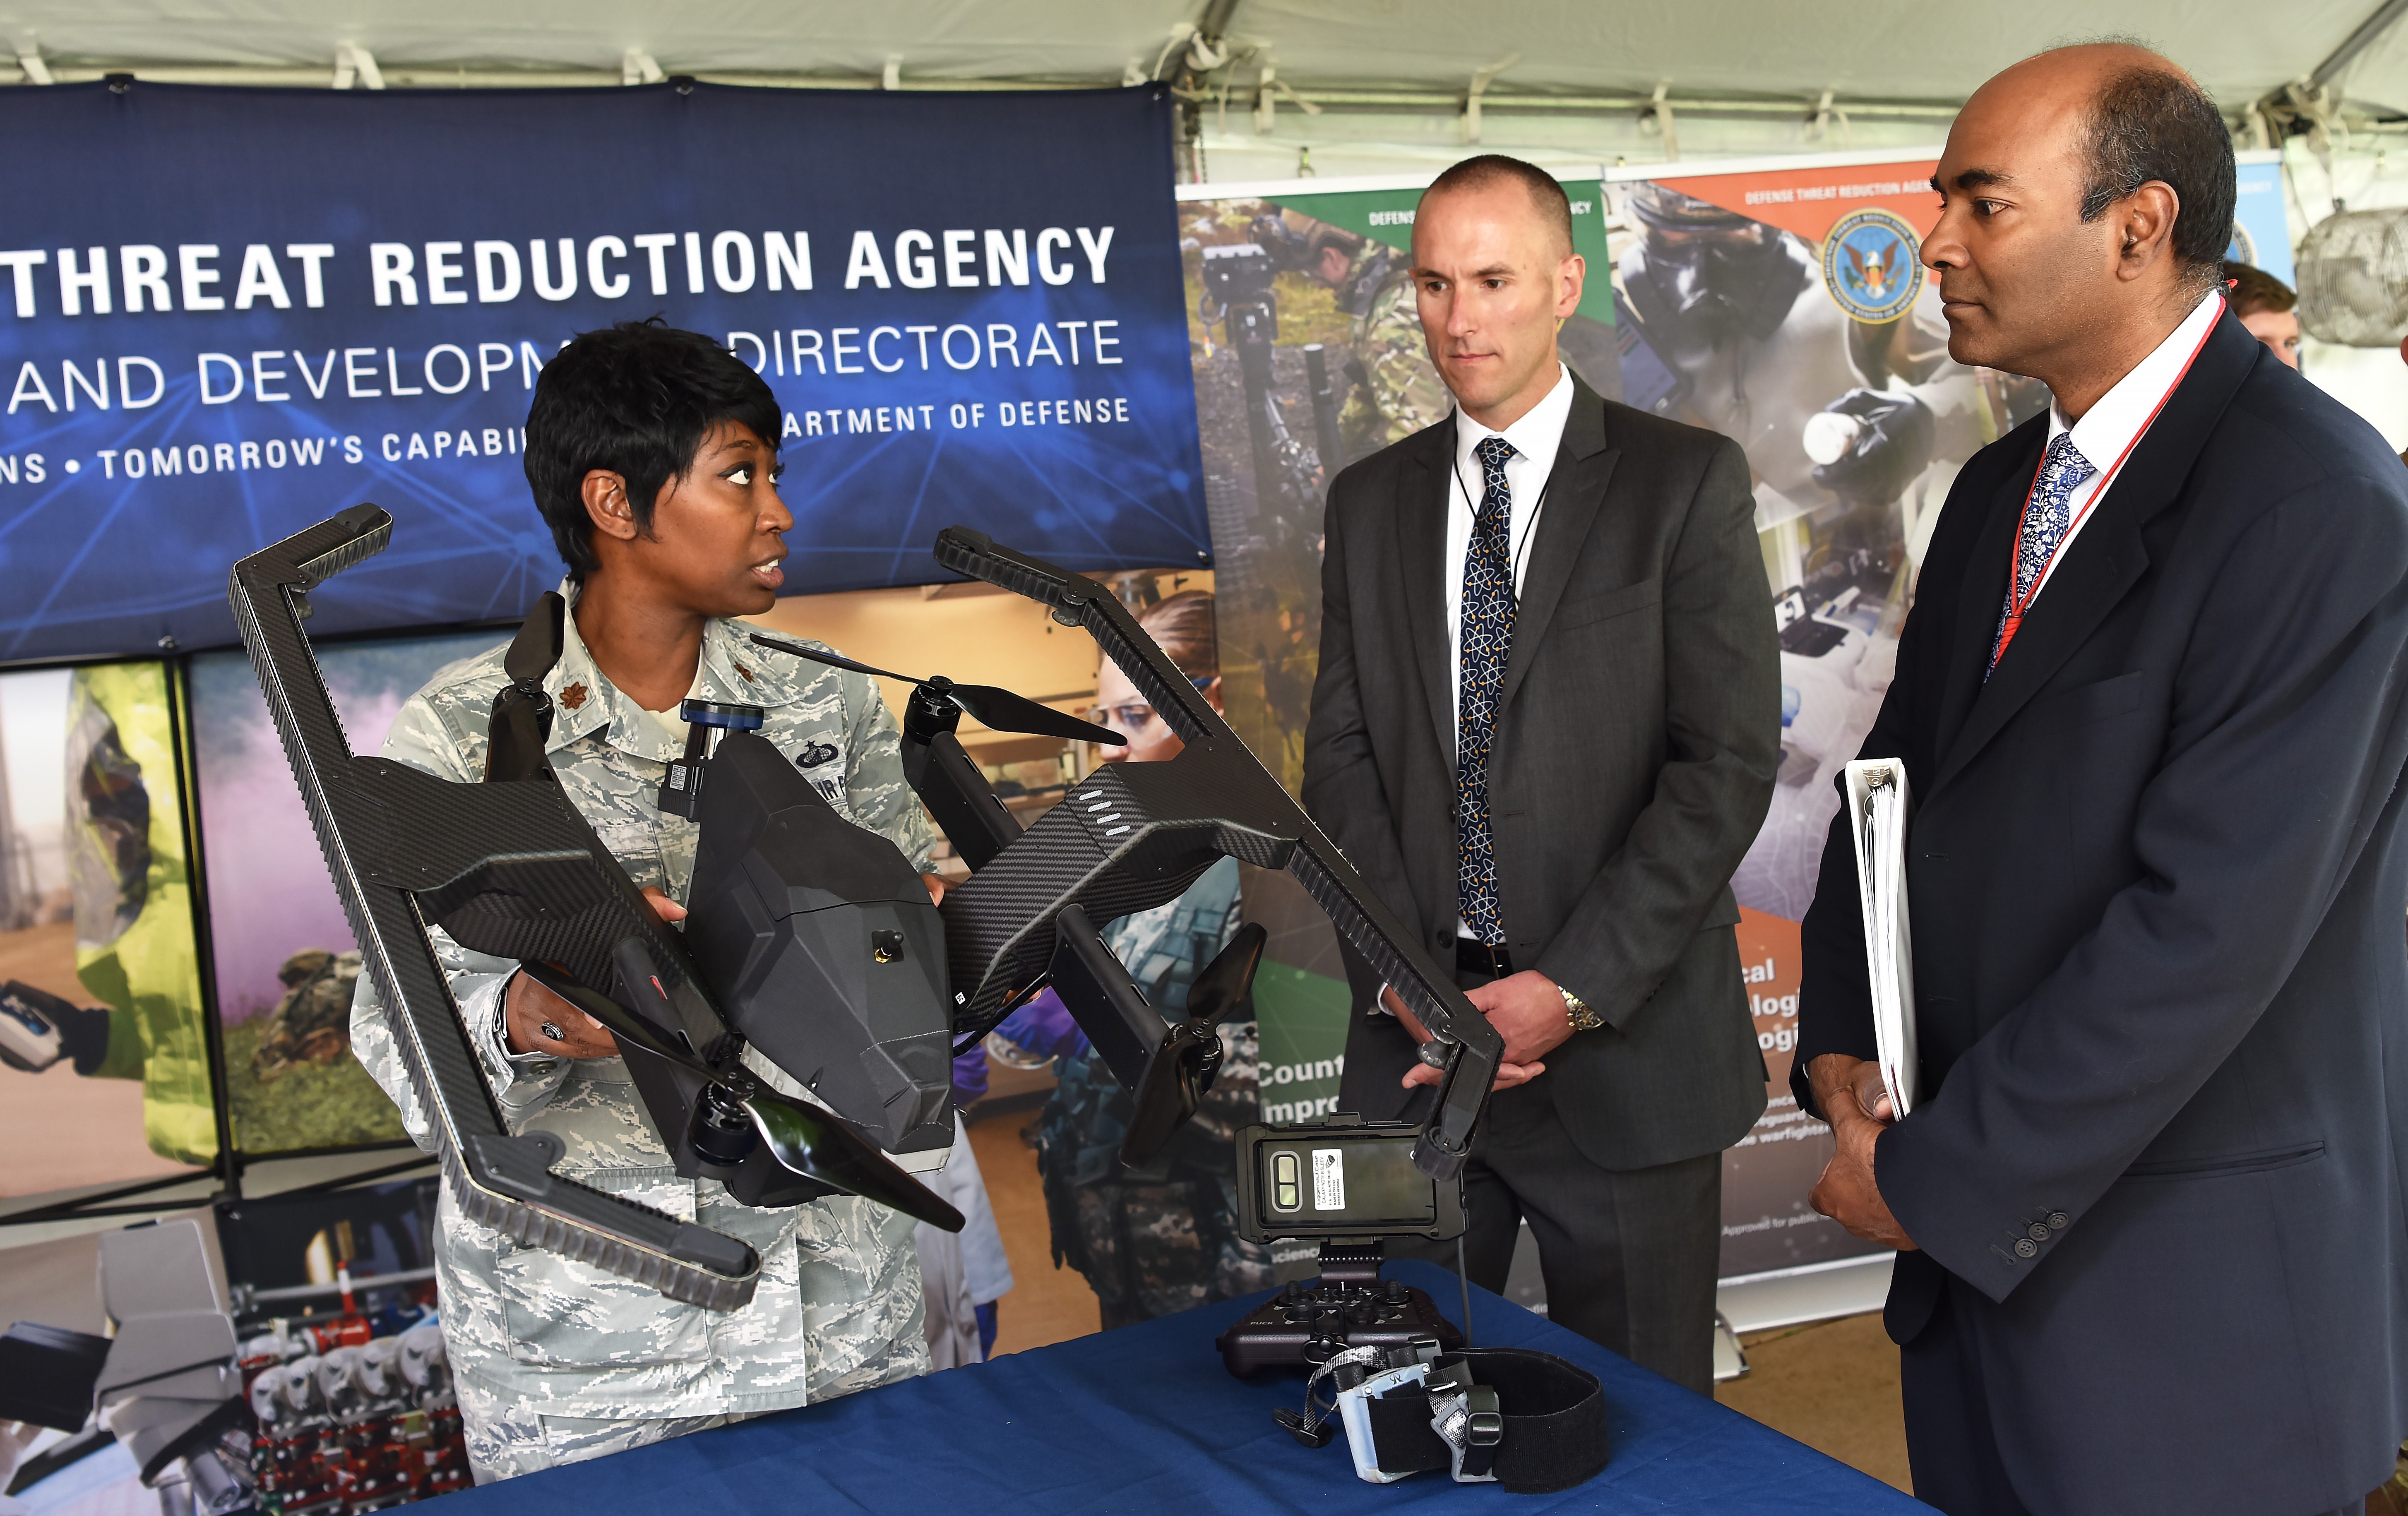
2014, 1238, 2038, 1258
2027, 1223, 2050, 1243
2047, 1212, 2069, 1230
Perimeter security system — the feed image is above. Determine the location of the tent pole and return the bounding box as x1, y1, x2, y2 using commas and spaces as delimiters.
2312, 0, 2408, 89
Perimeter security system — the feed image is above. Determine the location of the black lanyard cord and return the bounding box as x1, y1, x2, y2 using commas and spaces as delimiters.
1450, 443, 1552, 608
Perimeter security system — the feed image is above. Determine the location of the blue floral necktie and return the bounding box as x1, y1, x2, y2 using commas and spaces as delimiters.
1989, 432, 2096, 677
1457, 434, 1519, 946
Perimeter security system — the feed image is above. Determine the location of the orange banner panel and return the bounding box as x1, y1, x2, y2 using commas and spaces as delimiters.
1652, 159, 1942, 246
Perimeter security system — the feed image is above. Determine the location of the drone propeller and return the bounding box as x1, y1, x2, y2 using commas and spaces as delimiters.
518, 958, 702, 1069
1117, 923, 1266, 1168
739, 1093, 964, 1229
505, 592, 565, 685
1184, 921, 1266, 1027
516, 960, 964, 1232
486, 593, 565, 783
750, 632, 1117, 745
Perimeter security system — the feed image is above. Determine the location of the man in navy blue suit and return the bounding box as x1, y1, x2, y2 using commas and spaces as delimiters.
1796, 43, 2408, 1516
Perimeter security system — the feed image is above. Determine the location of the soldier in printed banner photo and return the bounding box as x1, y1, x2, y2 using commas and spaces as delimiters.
348, 320, 946, 1482
1613, 181, 1997, 923
1299, 226, 1454, 461
249, 949, 361, 1079
983, 591, 1276, 1327
1617, 180, 1987, 518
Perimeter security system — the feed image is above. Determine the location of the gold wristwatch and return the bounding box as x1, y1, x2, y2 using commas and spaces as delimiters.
1559, 983, 1603, 1032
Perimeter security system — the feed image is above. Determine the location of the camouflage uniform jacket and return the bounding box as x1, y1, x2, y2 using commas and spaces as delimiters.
351, 581, 937, 1420
1340, 248, 1451, 460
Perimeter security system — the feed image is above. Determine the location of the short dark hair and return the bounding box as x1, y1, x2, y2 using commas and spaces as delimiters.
2077, 64, 2235, 289
1421, 153, 1575, 255
2223, 259, 2296, 318
523, 319, 782, 578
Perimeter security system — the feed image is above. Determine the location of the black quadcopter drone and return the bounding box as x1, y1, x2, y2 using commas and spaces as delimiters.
231, 510, 1501, 1311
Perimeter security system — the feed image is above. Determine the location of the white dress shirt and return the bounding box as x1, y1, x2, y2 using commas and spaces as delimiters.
2027, 290, 2224, 608
1444, 362, 1577, 722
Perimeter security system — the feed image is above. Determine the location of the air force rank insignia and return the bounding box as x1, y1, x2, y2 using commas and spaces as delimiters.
1821, 208, 1924, 323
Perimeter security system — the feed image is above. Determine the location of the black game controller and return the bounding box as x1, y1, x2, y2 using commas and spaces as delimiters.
1216, 1244, 1464, 1379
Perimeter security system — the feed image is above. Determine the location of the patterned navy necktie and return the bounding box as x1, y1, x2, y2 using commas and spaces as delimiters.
1989, 432, 2097, 678
1457, 434, 1519, 947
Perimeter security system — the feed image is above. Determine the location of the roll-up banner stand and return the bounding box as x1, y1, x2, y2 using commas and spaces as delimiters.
0, 661, 215, 1198
1182, 147, 2294, 1325
1608, 147, 1956, 1324
188, 632, 499, 1155
0, 81, 1209, 664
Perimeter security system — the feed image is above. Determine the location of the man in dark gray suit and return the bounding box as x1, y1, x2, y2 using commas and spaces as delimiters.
1303, 153, 1782, 1392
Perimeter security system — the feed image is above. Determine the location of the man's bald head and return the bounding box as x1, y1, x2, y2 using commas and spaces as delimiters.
1420, 154, 1575, 258
1924, 43, 2235, 399
1973, 43, 2235, 291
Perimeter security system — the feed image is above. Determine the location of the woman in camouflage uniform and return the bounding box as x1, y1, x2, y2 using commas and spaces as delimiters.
993, 591, 1276, 1328
349, 323, 944, 1481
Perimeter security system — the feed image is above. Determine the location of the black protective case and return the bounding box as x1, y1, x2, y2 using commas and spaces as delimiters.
1228, 1119, 1471, 1245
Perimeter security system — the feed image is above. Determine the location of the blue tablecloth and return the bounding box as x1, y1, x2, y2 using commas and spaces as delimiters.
445, 1260, 1926, 1513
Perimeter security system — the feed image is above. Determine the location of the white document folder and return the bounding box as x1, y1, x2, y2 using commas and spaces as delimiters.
1843, 758, 1918, 1119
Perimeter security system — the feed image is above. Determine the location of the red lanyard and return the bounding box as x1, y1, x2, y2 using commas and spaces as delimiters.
1993, 300, 2221, 665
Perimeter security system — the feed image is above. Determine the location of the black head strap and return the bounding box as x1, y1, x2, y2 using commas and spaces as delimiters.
1358, 1348, 1608, 1494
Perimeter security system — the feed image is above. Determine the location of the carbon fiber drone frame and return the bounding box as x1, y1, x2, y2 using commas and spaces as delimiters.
932, 528, 1501, 1177
230, 506, 767, 1310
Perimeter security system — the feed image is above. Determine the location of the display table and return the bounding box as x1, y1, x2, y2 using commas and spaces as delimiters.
444, 1260, 1926, 1512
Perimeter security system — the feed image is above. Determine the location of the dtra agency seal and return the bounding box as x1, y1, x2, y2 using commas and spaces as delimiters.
1821, 207, 1924, 322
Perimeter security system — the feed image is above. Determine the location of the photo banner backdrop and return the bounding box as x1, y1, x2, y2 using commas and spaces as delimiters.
0, 660, 214, 1201
1609, 150, 1971, 1280
1174, 172, 1620, 1140
190, 630, 503, 1156
1179, 165, 1894, 1282
0, 81, 1208, 663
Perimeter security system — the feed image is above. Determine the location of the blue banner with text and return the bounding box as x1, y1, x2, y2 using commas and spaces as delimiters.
0, 81, 1206, 661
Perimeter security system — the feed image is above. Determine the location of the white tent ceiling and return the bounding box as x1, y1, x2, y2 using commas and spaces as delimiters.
5, 0, 2408, 120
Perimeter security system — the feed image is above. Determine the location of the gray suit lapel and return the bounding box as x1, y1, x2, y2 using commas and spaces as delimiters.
1501, 385, 1618, 714
1399, 417, 1456, 760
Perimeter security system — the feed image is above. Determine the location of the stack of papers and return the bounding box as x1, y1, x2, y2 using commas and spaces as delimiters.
1843, 758, 1918, 1120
